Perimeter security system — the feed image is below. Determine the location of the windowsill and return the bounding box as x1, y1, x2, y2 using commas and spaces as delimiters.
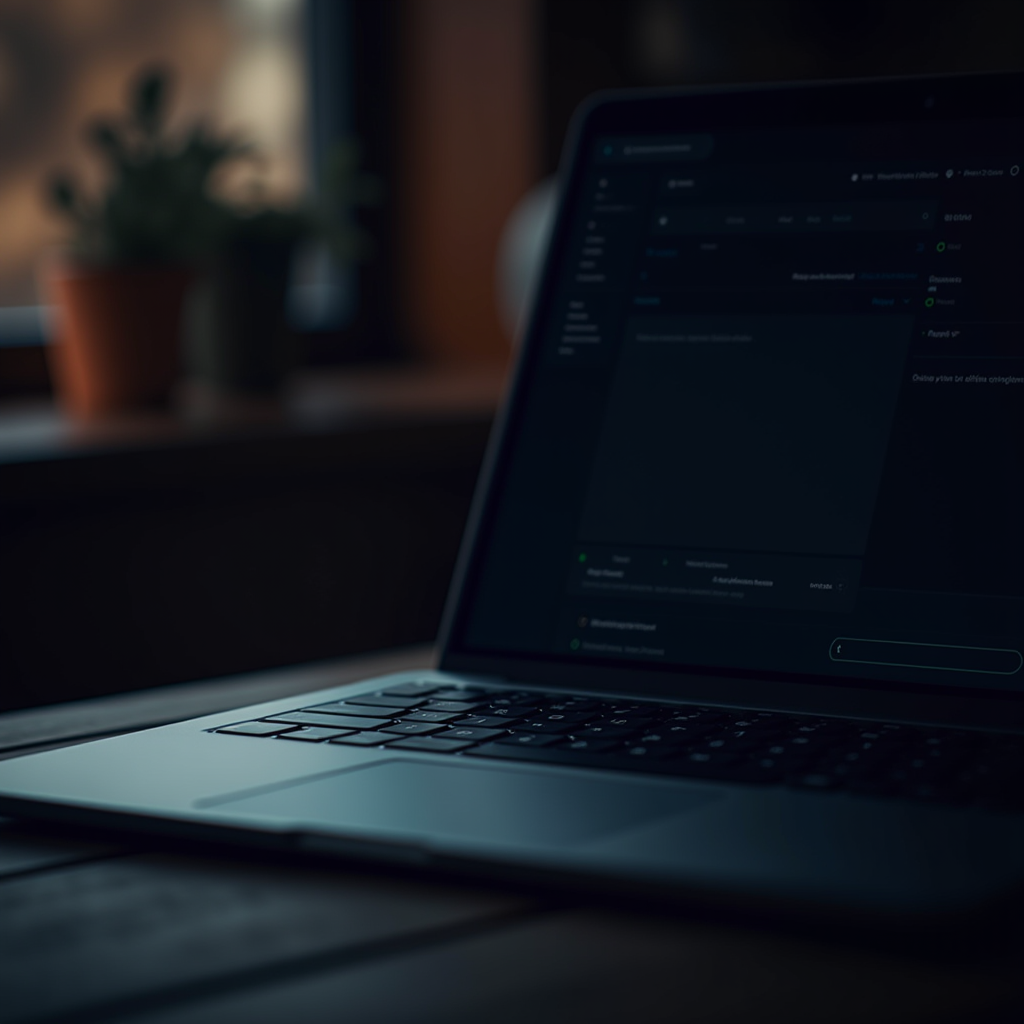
0, 361, 509, 466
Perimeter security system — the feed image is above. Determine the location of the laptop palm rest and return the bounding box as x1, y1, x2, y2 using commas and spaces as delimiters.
208, 759, 719, 846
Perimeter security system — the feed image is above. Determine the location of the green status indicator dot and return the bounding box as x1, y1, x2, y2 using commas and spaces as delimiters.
936, 241, 946, 252
925, 297, 935, 307
578, 553, 587, 562
570, 638, 581, 651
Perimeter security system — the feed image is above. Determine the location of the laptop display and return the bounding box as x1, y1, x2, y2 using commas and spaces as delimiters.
452, 76, 1023, 696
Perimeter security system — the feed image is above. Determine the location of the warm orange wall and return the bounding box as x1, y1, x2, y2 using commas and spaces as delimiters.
404, 0, 538, 363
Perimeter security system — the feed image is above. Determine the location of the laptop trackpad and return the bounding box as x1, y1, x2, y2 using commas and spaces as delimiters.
210, 759, 717, 846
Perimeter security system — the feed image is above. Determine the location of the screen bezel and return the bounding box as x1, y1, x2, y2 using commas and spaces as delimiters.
437, 73, 1024, 731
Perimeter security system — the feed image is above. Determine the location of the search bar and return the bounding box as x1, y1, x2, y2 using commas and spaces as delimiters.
829, 637, 1022, 675
596, 135, 714, 162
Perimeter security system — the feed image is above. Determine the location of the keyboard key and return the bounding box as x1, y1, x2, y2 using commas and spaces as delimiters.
636, 732, 685, 747
686, 751, 741, 767
382, 681, 447, 697
466, 743, 591, 765
560, 738, 619, 753
423, 700, 485, 713
536, 712, 592, 725
702, 736, 765, 753
480, 705, 536, 719
511, 719, 577, 734
381, 722, 446, 736
661, 711, 706, 723
662, 718, 720, 735
427, 689, 492, 702
623, 744, 668, 760
388, 737, 477, 753
773, 735, 833, 756
278, 726, 355, 742
338, 695, 427, 710
488, 695, 539, 708
493, 732, 560, 748
264, 712, 387, 730
402, 710, 463, 723
812, 745, 897, 780
442, 727, 506, 742
216, 721, 298, 737
302, 703, 399, 719
573, 725, 636, 739
604, 710, 660, 724
328, 731, 396, 747
455, 715, 514, 728
600, 717, 656, 731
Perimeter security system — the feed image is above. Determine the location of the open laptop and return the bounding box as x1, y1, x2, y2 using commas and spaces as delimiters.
1, 73, 1022, 929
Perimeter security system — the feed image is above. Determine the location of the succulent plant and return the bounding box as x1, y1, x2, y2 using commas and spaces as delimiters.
220, 140, 381, 263
46, 66, 246, 267
46, 64, 379, 271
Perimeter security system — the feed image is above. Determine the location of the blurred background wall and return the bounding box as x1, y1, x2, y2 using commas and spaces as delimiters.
1, 0, 1022, 709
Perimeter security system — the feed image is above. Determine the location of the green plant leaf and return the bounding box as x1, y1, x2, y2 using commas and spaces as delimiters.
132, 66, 170, 135
46, 173, 79, 218
85, 118, 128, 165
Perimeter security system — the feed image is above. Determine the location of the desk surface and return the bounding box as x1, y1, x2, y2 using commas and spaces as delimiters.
2, 648, 1021, 1024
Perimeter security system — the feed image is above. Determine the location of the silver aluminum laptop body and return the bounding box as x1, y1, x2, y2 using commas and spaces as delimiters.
1, 74, 1022, 929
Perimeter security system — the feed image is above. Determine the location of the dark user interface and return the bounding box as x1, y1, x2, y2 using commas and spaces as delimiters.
464, 116, 1024, 692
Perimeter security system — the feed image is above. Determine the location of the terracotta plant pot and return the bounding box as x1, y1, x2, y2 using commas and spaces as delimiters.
45, 263, 193, 418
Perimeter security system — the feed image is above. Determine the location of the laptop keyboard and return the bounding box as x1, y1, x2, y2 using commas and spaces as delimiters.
212, 682, 1024, 812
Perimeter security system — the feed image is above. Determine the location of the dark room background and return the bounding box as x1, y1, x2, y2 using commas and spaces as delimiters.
1, 0, 1021, 710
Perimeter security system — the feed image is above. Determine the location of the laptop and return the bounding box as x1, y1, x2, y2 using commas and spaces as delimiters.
2, 73, 1022, 930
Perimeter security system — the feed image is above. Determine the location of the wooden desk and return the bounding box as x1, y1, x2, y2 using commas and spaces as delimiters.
2, 648, 1020, 1023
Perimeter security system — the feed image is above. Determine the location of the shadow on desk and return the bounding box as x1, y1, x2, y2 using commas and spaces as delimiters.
0, 367, 502, 711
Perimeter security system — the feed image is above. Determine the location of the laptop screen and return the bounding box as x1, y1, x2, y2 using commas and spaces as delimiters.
452, 75, 1024, 696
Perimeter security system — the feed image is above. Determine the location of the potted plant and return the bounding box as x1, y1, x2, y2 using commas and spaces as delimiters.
187, 142, 380, 396
46, 66, 380, 414
44, 66, 244, 418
